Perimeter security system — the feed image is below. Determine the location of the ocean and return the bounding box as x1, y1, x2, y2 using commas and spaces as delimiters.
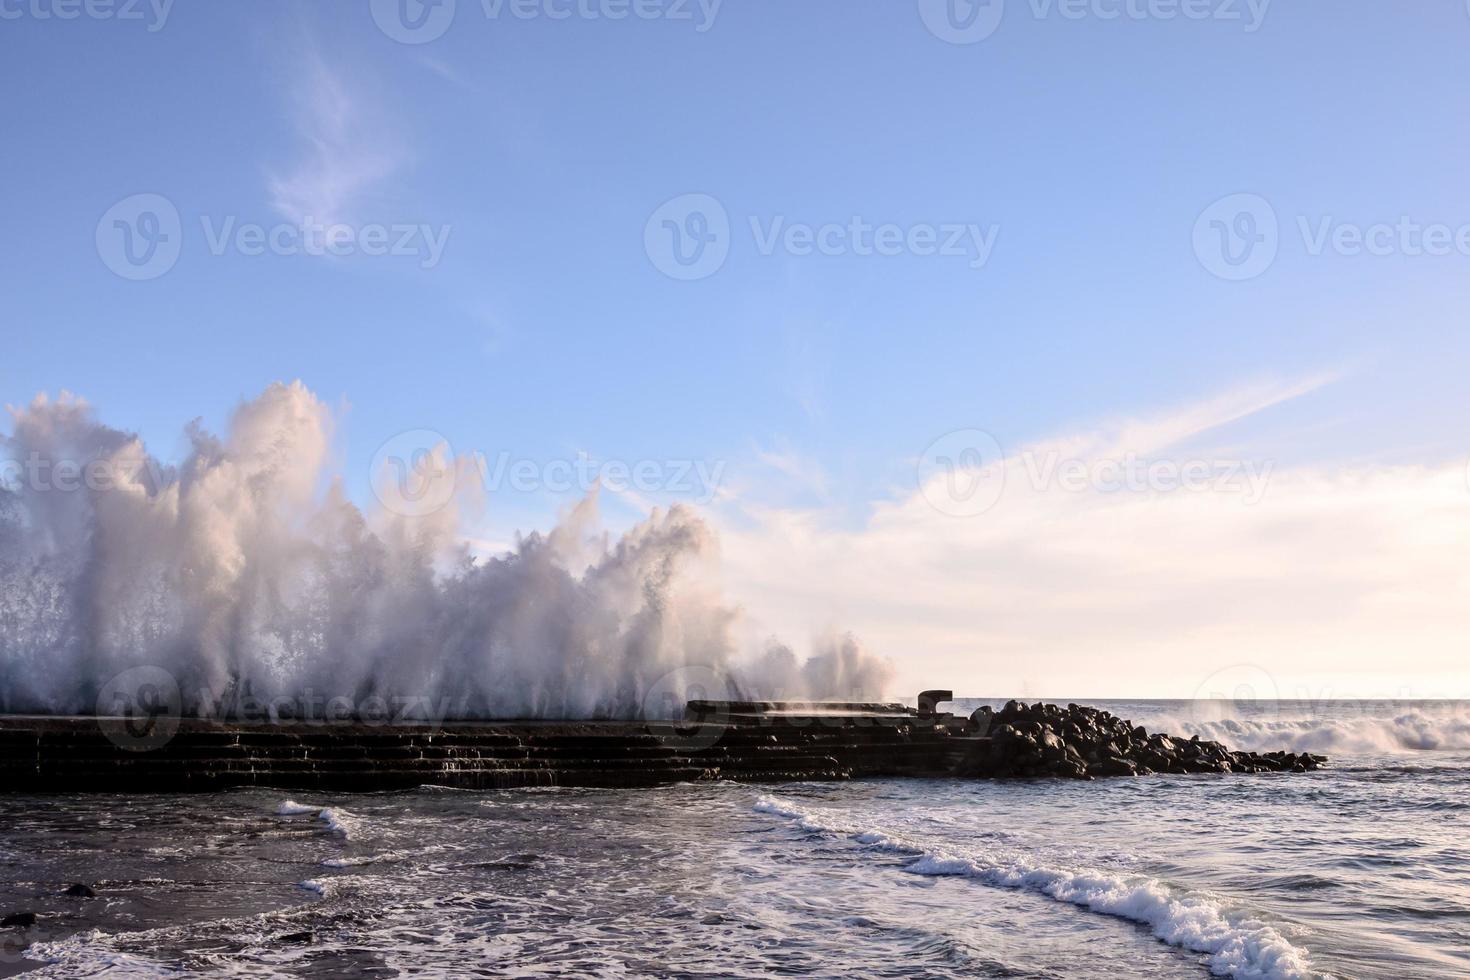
2, 699, 1467, 979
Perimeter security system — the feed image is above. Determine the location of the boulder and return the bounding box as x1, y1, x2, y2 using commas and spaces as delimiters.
1088, 757, 1137, 778
1056, 759, 1089, 780
1037, 730, 1067, 762
971, 700, 1325, 782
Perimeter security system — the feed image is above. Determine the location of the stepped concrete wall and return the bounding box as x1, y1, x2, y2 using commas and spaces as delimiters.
0, 713, 967, 792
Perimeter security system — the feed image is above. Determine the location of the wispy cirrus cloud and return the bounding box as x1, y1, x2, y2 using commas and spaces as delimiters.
266, 48, 406, 229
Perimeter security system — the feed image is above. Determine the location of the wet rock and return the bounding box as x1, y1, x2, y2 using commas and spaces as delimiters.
277, 931, 314, 944
1037, 730, 1067, 762
979, 700, 1325, 781
1088, 757, 1137, 778
1, 912, 36, 928
64, 883, 96, 898
1056, 759, 1089, 780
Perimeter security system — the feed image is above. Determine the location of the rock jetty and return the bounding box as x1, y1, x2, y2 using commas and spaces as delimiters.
966, 700, 1325, 779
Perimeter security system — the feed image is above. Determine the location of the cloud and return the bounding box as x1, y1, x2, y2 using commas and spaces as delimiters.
266, 49, 406, 229
753, 440, 831, 500
711, 375, 1470, 701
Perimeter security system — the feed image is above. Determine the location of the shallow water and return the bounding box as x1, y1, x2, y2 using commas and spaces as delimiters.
2, 700, 1468, 978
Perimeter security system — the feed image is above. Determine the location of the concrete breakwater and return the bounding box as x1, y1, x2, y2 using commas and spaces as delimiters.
0, 695, 1323, 792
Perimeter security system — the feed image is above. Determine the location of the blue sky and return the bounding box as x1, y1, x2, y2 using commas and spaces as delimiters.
5, 0, 1470, 696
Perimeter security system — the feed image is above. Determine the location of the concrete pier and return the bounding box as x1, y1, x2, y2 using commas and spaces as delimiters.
0, 702, 962, 792
0, 694, 1323, 792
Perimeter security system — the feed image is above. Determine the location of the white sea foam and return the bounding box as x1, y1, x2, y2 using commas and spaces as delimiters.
321, 851, 406, 868
275, 800, 361, 839
20, 930, 181, 980
276, 800, 318, 816
754, 795, 1331, 980
21, 902, 320, 978
317, 808, 360, 838
1150, 710, 1470, 755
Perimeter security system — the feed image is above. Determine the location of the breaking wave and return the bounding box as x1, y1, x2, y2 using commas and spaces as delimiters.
0, 382, 891, 718
753, 795, 1330, 980
1151, 709, 1470, 756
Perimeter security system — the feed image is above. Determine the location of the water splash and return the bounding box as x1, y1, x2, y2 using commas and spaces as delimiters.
0, 382, 891, 717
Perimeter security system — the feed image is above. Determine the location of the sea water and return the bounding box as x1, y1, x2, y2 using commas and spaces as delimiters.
2, 700, 1467, 979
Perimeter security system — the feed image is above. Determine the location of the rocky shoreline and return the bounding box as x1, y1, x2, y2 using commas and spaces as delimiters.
964, 700, 1326, 779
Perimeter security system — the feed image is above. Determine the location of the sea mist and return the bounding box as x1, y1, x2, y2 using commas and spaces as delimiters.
0, 382, 891, 718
